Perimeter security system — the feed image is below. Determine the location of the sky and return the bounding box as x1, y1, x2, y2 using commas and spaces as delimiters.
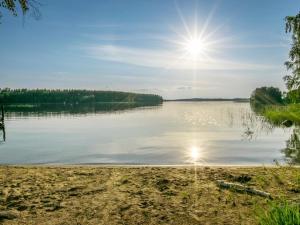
0, 0, 299, 99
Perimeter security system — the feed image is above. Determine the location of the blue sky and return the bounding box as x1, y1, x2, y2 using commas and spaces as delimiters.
0, 0, 299, 99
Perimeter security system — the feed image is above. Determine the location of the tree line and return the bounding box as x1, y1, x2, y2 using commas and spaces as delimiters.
250, 86, 300, 109
251, 12, 300, 107
0, 88, 163, 105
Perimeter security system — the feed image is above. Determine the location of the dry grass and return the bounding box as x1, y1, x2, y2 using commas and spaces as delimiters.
0, 166, 299, 225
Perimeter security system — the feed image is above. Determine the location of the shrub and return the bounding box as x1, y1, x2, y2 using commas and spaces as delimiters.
250, 87, 283, 109
285, 88, 300, 104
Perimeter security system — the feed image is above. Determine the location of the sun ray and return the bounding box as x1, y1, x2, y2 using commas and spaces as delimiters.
199, 2, 218, 39
174, 0, 192, 38
169, 1, 228, 63
156, 1, 232, 71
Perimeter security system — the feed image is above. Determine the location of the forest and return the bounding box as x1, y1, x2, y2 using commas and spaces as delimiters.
0, 88, 163, 105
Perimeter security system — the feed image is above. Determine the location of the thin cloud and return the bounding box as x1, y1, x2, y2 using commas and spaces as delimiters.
221, 43, 288, 49
83, 44, 279, 71
81, 33, 169, 42
177, 86, 192, 90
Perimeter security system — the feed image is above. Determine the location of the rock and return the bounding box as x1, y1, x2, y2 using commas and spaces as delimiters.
0, 211, 17, 220
282, 120, 293, 127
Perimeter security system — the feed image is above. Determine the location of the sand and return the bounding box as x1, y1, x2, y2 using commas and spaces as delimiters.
0, 166, 299, 225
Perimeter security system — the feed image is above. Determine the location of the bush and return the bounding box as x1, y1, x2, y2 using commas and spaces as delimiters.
285, 88, 300, 104
250, 87, 283, 109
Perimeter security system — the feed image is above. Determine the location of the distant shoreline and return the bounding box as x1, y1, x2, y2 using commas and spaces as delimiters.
164, 98, 250, 102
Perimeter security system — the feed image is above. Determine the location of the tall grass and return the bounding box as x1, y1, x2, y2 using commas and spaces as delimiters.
257, 201, 300, 225
264, 104, 300, 124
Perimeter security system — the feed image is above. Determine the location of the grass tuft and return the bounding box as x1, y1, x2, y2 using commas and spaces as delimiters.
264, 104, 300, 125
257, 201, 300, 225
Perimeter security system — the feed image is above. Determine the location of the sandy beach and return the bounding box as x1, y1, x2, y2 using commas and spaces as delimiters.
0, 166, 299, 225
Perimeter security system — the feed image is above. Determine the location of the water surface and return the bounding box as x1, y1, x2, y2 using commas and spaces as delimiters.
0, 102, 295, 165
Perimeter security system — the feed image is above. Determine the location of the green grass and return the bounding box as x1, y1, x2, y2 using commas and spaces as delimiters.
264, 104, 300, 125
257, 201, 300, 225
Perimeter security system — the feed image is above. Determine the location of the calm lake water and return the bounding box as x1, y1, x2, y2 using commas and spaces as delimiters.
0, 102, 295, 165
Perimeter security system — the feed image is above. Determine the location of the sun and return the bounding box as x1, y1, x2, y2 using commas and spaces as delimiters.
183, 36, 207, 58
170, 3, 226, 63
174, 32, 214, 61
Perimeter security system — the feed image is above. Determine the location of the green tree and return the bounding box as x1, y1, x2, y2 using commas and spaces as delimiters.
284, 12, 300, 91
250, 86, 283, 109
285, 88, 300, 104
0, 0, 41, 22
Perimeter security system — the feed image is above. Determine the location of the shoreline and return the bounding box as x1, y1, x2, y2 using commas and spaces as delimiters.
0, 165, 299, 224
1, 163, 299, 168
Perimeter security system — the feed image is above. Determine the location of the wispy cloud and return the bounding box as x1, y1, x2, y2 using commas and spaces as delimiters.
221, 43, 289, 49
83, 44, 279, 71
81, 33, 169, 42
177, 86, 192, 90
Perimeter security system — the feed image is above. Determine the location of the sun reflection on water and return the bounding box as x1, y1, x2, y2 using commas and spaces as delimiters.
190, 146, 201, 163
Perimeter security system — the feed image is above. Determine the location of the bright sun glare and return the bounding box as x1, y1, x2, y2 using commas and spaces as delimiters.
183, 37, 207, 58
172, 4, 225, 63
190, 146, 200, 162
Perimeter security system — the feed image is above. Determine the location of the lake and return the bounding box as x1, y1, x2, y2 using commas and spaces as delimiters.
0, 101, 296, 165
